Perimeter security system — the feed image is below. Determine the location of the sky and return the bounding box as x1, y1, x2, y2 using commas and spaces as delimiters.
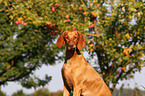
1, 56, 145, 96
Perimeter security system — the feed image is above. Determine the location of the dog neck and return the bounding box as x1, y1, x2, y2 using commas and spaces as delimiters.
65, 47, 81, 63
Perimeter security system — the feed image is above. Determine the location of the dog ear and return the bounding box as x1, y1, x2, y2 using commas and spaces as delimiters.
77, 31, 86, 50
56, 32, 65, 48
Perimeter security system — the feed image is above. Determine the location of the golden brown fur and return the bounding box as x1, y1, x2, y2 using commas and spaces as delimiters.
56, 30, 112, 96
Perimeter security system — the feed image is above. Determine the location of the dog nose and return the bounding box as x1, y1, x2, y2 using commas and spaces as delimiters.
69, 43, 74, 47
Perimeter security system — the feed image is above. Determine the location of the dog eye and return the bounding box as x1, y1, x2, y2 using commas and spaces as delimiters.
65, 36, 68, 39
74, 37, 77, 39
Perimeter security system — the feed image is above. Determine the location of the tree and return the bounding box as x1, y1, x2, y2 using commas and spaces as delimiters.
0, 0, 144, 92
86, 0, 145, 91
0, 90, 6, 96
33, 88, 51, 96
12, 90, 28, 96
0, 0, 58, 88
52, 90, 63, 96
112, 88, 145, 96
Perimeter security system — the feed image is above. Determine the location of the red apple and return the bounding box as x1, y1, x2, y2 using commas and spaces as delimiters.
89, 24, 94, 28
23, 22, 27, 26
93, 14, 97, 17
21, 21, 27, 26
123, 48, 129, 55
15, 20, 21, 25
55, 3, 59, 7
78, 7, 82, 11
54, 30, 58, 33
125, 48, 129, 51
121, 67, 125, 71
90, 48, 94, 52
52, 7, 55, 12
96, 4, 100, 7
123, 51, 129, 55
49, 24, 53, 28
18, 20, 21, 24
52, 33, 55, 35
72, 27, 76, 30
67, 19, 70, 22
15, 21, 19, 25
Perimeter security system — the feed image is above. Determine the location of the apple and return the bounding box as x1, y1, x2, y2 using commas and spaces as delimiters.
108, 1, 112, 3
52, 7, 55, 12
121, 67, 126, 71
123, 48, 129, 55
72, 27, 76, 30
90, 48, 94, 52
123, 50, 129, 55
78, 7, 82, 11
15, 21, 19, 25
65, 15, 69, 18
23, 22, 27, 26
21, 21, 27, 26
93, 14, 97, 18
49, 24, 53, 28
67, 19, 70, 22
52, 33, 55, 35
89, 24, 94, 29
54, 30, 58, 33
18, 20, 21, 24
125, 48, 129, 51
96, 4, 100, 7
15, 20, 21, 25
55, 3, 59, 7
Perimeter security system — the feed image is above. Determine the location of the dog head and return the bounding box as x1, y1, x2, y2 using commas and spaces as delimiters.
56, 30, 86, 50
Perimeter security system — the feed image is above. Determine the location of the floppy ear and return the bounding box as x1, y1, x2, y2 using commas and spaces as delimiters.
56, 32, 65, 48
77, 31, 86, 50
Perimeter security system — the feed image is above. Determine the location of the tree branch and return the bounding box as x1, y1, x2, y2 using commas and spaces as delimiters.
0, 62, 38, 85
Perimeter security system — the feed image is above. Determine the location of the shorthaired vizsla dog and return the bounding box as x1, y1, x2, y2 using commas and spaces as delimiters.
56, 30, 112, 96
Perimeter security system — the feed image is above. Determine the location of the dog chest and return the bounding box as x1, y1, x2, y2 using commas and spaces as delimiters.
61, 64, 73, 91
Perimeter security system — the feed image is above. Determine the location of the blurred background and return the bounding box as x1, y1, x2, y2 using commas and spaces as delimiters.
0, 0, 144, 96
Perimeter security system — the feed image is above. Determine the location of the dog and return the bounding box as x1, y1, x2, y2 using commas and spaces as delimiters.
56, 30, 112, 96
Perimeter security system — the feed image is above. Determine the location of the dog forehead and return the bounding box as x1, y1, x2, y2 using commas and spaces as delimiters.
65, 31, 78, 37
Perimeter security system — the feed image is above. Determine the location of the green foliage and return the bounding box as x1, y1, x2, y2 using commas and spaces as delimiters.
0, 0, 144, 92
10, 88, 63, 96
52, 90, 63, 96
85, 0, 145, 91
12, 90, 28, 96
33, 88, 51, 96
21, 75, 52, 89
113, 88, 145, 96
140, 85, 145, 89
0, 90, 6, 96
3, 87, 145, 96
0, 0, 61, 88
